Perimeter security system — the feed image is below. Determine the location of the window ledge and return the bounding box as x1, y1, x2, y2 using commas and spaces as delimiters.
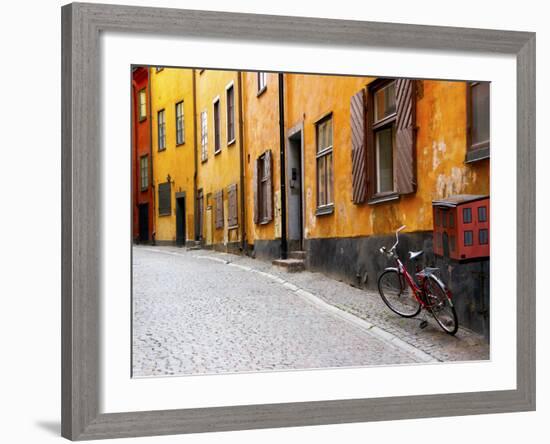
214, 149, 222, 156
228, 224, 239, 230
259, 218, 272, 225
315, 204, 334, 216
138, 117, 147, 123
227, 138, 236, 147
158, 212, 170, 217
201, 158, 208, 163
176, 142, 185, 147
257, 86, 267, 97
368, 192, 400, 205
465, 146, 490, 163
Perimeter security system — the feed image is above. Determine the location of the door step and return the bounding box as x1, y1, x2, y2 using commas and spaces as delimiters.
288, 250, 307, 260
186, 240, 202, 251
272, 258, 305, 273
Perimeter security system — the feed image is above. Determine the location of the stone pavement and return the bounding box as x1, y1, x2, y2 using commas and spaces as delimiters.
132, 246, 489, 377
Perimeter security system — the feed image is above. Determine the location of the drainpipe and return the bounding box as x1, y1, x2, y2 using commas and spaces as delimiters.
131, 78, 139, 243
147, 68, 155, 245
278, 73, 288, 259
237, 71, 246, 253
192, 69, 199, 242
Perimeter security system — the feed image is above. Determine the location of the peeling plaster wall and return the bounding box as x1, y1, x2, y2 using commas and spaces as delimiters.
284, 76, 489, 240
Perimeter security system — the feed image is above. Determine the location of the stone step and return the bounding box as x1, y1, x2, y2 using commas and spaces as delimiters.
272, 258, 305, 273
186, 240, 202, 251
288, 250, 307, 260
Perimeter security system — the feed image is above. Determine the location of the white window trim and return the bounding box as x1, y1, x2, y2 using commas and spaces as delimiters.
200, 110, 208, 162
225, 80, 236, 146
175, 100, 185, 146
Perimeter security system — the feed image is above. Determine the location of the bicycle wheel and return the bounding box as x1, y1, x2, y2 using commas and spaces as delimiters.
424, 275, 459, 335
377, 270, 421, 318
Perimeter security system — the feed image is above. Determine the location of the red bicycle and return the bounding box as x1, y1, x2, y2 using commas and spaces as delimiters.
377, 225, 458, 335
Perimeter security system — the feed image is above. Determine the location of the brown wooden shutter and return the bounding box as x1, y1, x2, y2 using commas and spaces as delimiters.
215, 190, 224, 229
395, 79, 417, 194
253, 158, 260, 224
228, 184, 238, 227
265, 150, 273, 222
350, 89, 367, 203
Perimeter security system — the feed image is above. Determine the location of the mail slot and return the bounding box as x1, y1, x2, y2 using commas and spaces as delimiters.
432, 194, 489, 261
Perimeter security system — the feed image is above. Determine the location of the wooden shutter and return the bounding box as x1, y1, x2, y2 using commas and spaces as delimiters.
253, 158, 260, 224
158, 182, 171, 216
350, 89, 367, 203
395, 79, 417, 194
227, 184, 238, 227
215, 190, 224, 229
265, 150, 273, 222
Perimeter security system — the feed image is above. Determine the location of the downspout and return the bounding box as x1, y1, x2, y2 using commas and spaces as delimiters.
237, 71, 246, 253
278, 73, 288, 259
147, 68, 155, 245
192, 69, 199, 242
132, 78, 139, 243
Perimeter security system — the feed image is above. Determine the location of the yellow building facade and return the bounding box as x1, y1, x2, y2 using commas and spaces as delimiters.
195, 69, 243, 251
150, 67, 196, 245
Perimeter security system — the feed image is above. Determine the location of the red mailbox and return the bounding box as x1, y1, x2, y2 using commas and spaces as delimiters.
432, 194, 489, 261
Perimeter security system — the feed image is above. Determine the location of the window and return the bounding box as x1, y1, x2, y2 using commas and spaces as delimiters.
157, 109, 166, 151
467, 81, 490, 162
175, 101, 184, 145
449, 212, 455, 228
478, 206, 487, 222
226, 85, 235, 144
158, 182, 171, 216
479, 229, 489, 245
254, 151, 272, 224
257, 72, 267, 94
139, 155, 148, 191
441, 211, 447, 228
463, 207, 472, 223
213, 98, 221, 154
200, 110, 208, 161
138, 89, 147, 121
464, 230, 473, 246
155, 67, 163, 72
373, 81, 396, 194
361, 78, 416, 204
316, 115, 334, 212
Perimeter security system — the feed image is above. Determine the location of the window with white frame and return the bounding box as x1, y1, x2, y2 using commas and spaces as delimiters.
157, 109, 166, 151
226, 85, 235, 144
140, 155, 148, 190
175, 101, 184, 145
200, 110, 208, 161
316, 115, 334, 210
138, 89, 146, 121
213, 98, 221, 154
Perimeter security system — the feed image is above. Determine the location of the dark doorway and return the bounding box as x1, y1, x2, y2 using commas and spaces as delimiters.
196, 189, 204, 241
138, 203, 149, 243
176, 195, 186, 246
287, 129, 303, 250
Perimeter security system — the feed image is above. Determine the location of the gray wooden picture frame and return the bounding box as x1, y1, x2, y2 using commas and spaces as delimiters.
61, 2, 536, 440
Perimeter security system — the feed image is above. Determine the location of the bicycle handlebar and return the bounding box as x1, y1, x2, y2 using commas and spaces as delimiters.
380, 225, 407, 258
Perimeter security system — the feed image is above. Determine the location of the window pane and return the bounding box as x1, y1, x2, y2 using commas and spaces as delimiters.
317, 156, 326, 206
214, 101, 220, 152
471, 82, 490, 145
374, 82, 396, 122
464, 230, 473, 246
326, 153, 333, 205
479, 228, 489, 245
376, 126, 394, 193
478, 206, 487, 222
463, 207, 472, 223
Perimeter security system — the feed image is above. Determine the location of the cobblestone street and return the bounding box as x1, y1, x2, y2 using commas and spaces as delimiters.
132, 246, 489, 377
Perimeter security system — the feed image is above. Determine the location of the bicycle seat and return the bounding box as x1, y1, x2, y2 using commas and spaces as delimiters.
408, 250, 424, 261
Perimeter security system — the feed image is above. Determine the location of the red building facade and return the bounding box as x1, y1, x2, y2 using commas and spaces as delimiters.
132, 67, 154, 243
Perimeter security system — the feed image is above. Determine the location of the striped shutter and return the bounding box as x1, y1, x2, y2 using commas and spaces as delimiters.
215, 190, 224, 229
395, 79, 417, 194
265, 150, 273, 222
227, 184, 238, 227
253, 158, 260, 224
350, 89, 367, 203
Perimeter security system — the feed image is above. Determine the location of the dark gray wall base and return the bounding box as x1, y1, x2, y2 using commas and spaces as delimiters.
249, 239, 282, 260
208, 241, 243, 255
304, 233, 490, 339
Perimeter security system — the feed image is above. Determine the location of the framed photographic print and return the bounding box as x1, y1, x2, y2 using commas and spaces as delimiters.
61, 2, 535, 440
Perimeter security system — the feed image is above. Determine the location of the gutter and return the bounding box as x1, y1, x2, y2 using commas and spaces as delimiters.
278, 73, 288, 259
147, 68, 155, 244
237, 71, 246, 253
192, 69, 199, 242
